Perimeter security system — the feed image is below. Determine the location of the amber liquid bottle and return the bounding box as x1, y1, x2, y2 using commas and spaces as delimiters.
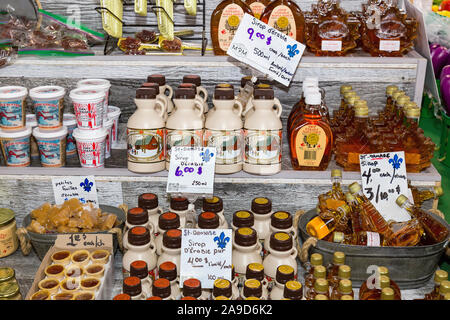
245, 0, 271, 19
290, 91, 333, 171
424, 270, 448, 300
359, 267, 401, 300
211, 0, 254, 55
260, 0, 306, 43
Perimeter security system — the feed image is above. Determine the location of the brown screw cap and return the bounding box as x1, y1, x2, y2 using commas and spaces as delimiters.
158, 212, 181, 230
235, 227, 258, 246
253, 88, 274, 100
245, 263, 265, 282
174, 87, 196, 99
159, 261, 177, 282
215, 83, 235, 91
162, 229, 182, 249
213, 279, 232, 298
123, 276, 142, 297
147, 74, 166, 86
128, 226, 151, 246
198, 211, 220, 229
251, 197, 272, 214
271, 211, 293, 229
283, 280, 303, 300
183, 75, 201, 86
141, 82, 161, 95
214, 88, 235, 100
183, 278, 202, 298
241, 76, 254, 88
170, 197, 189, 211
127, 207, 149, 225
136, 87, 157, 99
152, 278, 171, 299
243, 279, 262, 298
233, 210, 254, 228
202, 196, 223, 213
130, 260, 149, 280
269, 232, 293, 251
276, 265, 295, 284
138, 193, 159, 210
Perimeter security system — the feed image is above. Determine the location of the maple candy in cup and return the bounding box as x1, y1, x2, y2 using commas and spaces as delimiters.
107, 106, 121, 148
0, 126, 32, 167
30, 290, 50, 300
63, 113, 77, 156
51, 250, 72, 266
90, 249, 110, 265
29, 85, 66, 131
74, 291, 95, 300
38, 278, 60, 294
72, 127, 107, 168
71, 249, 91, 267
0, 86, 28, 131
32, 126, 68, 167
70, 87, 105, 130
77, 79, 111, 120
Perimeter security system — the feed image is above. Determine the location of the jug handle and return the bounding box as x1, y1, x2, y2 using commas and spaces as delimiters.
242, 97, 254, 117
273, 98, 283, 118
194, 99, 204, 117
234, 99, 244, 117
155, 98, 167, 119
291, 247, 298, 258
198, 86, 209, 103
164, 85, 174, 100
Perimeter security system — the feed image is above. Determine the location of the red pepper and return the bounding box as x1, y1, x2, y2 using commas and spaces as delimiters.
439, 0, 450, 11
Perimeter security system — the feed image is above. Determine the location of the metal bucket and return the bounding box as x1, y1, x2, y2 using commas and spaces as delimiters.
298, 209, 450, 289
21, 205, 125, 260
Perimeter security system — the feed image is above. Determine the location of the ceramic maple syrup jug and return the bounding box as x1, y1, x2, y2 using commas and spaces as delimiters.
127, 88, 166, 173
244, 263, 270, 297
231, 210, 255, 232
243, 88, 283, 175
165, 87, 204, 170
147, 74, 174, 115
250, 197, 273, 244
141, 82, 170, 121
157, 229, 182, 274
232, 227, 263, 277
169, 196, 196, 228
155, 212, 181, 256
196, 211, 226, 230
263, 232, 298, 283
205, 88, 244, 174
138, 193, 162, 235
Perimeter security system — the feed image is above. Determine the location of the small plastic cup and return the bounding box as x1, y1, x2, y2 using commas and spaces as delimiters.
32, 126, 68, 167
72, 127, 107, 168
107, 105, 121, 148
0, 86, 28, 131
70, 87, 105, 130
0, 126, 32, 167
77, 79, 111, 120
29, 85, 66, 131
103, 117, 113, 159
26, 114, 39, 159
63, 113, 77, 157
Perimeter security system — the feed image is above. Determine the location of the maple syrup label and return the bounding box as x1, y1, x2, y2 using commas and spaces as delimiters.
203, 129, 243, 165
165, 129, 203, 162
244, 129, 282, 165
249, 2, 267, 19
295, 125, 327, 167
0, 99, 25, 129
379, 39, 400, 52
267, 5, 296, 40
36, 138, 66, 167
127, 127, 165, 164
321, 40, 342, 52
218, 4, 245, 52
0, 137, 30, 167
366, 232, 381, 247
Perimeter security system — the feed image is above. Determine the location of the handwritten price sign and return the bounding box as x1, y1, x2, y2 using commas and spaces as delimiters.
52, 176, 99, 208
166, 147, 216, 196
359, 151, 411, 222
227, 13, 305, 87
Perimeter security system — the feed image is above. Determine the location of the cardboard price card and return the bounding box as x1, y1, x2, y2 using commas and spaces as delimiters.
52, 176, 99, 208
55, 233, 112, 249
227, 13, 305, 87
359, 151, 411, 222
166, 146, 216, 196
180, 229, 233, 289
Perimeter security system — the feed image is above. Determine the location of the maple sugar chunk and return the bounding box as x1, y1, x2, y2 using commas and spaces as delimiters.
79, 211, 95, 229
27, 220, 46, 234
48, 206, 70, 227
101, 214, 117, 230
57, 226, 80, 233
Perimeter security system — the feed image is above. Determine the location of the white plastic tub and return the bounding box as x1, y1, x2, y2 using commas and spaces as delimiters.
32, 126, 68, 167
26, 114, 39, 159
72, 127, 107, 168
77, 79, 111, 120
29, 85, 66, 131
70, 88, 105, 130
0, 86, 28, 131
103, 117, 113, 159
63, 113, 77, 156
0, 126, 32, 167
107, 105, 121, 148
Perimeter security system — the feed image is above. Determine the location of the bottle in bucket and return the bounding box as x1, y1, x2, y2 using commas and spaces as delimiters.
29, 86, 66, 131
72, 127, 108, 168
70, 87, 105, 130
32, 126, 68, 167
0, 86, 28, 131
0, 126, 32, 167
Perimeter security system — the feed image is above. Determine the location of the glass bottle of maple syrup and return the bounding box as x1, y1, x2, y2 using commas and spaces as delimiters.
288, 78, 319, 137
330, 264, 351, 291
304, 265, 327, 299
304, 253, 323, 280
306, 278, 330, 300
424, 270, 448, 300
290, 91, 333, 171
438, 281, 450, 300
359, 266, 401, 300
260, 0, 306, 43
385, 85, 399, 110
245, 0, 271, 19
410, 185, 443, 208
306, 204, 350, 240
288, 86, 321, 139
331, 279, 354, 300
211, 0, 254, 55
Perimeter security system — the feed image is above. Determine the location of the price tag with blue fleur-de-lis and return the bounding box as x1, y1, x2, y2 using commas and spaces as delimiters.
166, 147, 216, 196
51, 176, 99, 208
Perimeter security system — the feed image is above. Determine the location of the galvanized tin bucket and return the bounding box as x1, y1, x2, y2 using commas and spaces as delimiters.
298, 209, 450, 289
20, 204, 125, 260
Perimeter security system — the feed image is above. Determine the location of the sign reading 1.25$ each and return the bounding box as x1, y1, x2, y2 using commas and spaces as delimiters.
227, 13, 305, 87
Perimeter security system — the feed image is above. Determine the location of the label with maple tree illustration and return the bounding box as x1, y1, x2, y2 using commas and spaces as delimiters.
203, 129, 243, 165
244, 129, 282, 165
295, 125, 326, 167
127, 128, 165, 164
165, 129, 203, 163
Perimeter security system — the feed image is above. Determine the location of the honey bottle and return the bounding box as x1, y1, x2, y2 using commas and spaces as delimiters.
306, 278, 330, 300
245, 0, 271, 19
331, 279, 354, 300
304, 265, 327, 298
260, 0, 305, 43
211, 0, 254, 55
359, 266, 401, 300
396, 195, 449, 244
424, 270, 448, 300
290, 91, 333, 171
306, 204, 350, 240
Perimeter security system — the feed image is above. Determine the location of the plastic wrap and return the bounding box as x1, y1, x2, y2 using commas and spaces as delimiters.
425, 11, 450, 48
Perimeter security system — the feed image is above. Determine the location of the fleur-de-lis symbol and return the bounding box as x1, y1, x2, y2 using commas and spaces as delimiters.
214, 232, 230, 249
80, 178, 94, 192
200, 148, 214, 163
287, 44, 300, 58
388, 154, 403, 183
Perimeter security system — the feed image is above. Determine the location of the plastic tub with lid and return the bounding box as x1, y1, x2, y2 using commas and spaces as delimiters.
26, 114, 39, 159
63, 113, 77, 156
107, 106, 121, 148
32, 126, 68, 167
0, 86, 28, 131
70, 88, 105, 130
72, 127, 107, 168
0, 126, 32, 167
29, 86, 66, 131
77, 79, 111, 119
103, 117, 113, 159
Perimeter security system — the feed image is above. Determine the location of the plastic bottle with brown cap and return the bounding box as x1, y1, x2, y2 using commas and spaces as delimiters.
141, 82, 170, 121
212, 278, 239, 300
123, 276, 145, 300
243, 88, 283, 175
250, 197, 273, 244
283, 280, 303, 300
155, 212, 181, 256
157, 229, 182, 273
181, 278, 211, 300
152, 278, 174, 300
158, 261, 181, 299
196, 211, 225, 230
263, 232, 298, 282
240, 278, 266, 300
232, 227, 263, 275
231, 210, 254, 232
130, 260, 152, 298
243, 263, 269, 297
168, 196, 194, 229
147, 74, 174, 116
122, 226, 157, 279
165, 87, 204, 170
127, 87, 166, 173
182, 75, 209, 113
123, 207, 155, 251
138, 193, 162, 235
268, 265, 296, 300
203, 196, 228, 228
263, 211, 297, 257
